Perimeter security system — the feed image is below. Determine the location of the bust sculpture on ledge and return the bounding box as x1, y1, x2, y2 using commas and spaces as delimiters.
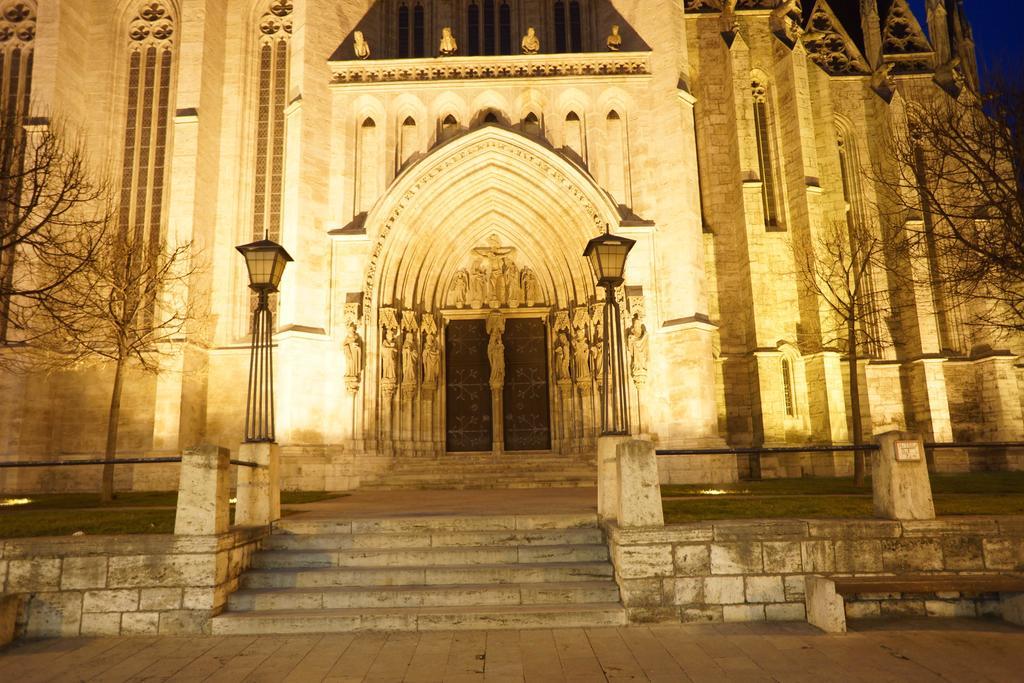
439, 27, 458, 56
606, 25, 622, 51
521, 27, 540, 55
353, 30, 370, 59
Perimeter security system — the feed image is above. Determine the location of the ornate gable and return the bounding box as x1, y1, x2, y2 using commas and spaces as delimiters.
684, 0, 799, 12
802, 0, 870, 76
881, 0, 934, 74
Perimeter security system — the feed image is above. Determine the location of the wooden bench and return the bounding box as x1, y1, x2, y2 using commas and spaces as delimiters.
806, 574, 1024, 633
0, 595, 18, 648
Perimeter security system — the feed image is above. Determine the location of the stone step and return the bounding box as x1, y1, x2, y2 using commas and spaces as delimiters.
263, 527, 604, 551
227, 581, 621, 611
211, 603, 627, 635
252, 544, 610, 569
273, 512, 598, 536
361, 480, 597, 491
240, 561, 615, 589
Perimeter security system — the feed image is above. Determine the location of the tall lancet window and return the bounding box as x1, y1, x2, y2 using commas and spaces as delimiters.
356, 118, 380, 215
399, 116, 417, 171
752, 80, 783, 231
605, 111, 629, 208
553, 1, 583, 53
0, 0, 35, 342
252, 1, 292, 249
118, 3, 176, 262
564, 111, 585, 162
397, 2, 425, 58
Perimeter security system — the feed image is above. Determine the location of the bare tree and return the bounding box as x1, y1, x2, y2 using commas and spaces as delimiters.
0, 113, 108, 344
879, 65, 1024, 337
795, 219, 898, 487
28, 223, 201, 502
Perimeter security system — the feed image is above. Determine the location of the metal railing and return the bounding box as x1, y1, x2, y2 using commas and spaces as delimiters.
0, 457, 258, 469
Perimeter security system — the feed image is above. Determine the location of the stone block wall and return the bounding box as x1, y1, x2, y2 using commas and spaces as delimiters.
0, 528, 266, 638
606, 517, 1024, 624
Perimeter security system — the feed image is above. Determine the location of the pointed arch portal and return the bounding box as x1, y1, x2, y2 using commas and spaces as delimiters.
357, 126, 623, 457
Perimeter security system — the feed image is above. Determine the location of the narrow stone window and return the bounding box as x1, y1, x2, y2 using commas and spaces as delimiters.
553, 1, 567, 53
499, 1, 512, 55
564, 111, 585, 162
483, 0, 496, 56
484, 112, 499, 124
0, 0, 35, 342
356, 118, 379, 215
568, 0, 583, 52
398, 3, 410, 58
782, 357, 796, 417
468, 2, 481, 56
413, 3, 426, 58
605, 111, 629, 208
441, 114, 459, 141
752, 80, 783, 231
399, 116, 417, 170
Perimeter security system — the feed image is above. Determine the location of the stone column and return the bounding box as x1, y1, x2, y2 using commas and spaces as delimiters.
174, 445, 230, 535
235, 442, 281, 527
975, 355, 1024, 441
616, 439, 665, 529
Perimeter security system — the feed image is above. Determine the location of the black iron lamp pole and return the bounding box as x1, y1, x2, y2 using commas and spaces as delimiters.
236, 238, 294, 443
583, 226, 636, 436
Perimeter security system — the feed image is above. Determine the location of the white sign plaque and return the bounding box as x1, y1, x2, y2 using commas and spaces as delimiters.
895, 440, 923, 462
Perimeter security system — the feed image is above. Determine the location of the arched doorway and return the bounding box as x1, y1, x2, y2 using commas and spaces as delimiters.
357, 126, 623, 457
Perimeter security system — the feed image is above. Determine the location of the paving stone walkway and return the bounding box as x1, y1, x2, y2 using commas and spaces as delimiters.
1, 619, 1021, 682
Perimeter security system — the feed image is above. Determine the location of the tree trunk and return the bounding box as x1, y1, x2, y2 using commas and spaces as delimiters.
848, 323, 866, 487
100, 357, 126, 502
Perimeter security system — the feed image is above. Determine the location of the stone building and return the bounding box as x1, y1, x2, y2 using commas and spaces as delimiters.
1, 0, 1021, 492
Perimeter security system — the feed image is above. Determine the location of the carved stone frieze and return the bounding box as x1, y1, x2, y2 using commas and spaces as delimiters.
802, 3, 870, 76
448, 235, 546, 311
329, 52, 651, 86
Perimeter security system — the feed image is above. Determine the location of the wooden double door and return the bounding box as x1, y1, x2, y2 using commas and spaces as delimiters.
445, 317, 552, 453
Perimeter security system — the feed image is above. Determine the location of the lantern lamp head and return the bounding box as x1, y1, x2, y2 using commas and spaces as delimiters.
236, 239, 294, 293
583, 228, 635, 288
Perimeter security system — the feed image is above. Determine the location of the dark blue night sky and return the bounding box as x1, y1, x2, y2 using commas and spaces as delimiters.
907, 0, 1024, 71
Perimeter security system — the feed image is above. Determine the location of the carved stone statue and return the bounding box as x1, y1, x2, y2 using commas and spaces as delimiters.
353, 30, 371, 59
606, 25, 622, 51
573, 328, 592, 383
451, 269, 469, 309
422, 332, 440, 385
591, 332, 605, 384
470, 260, 487, 309
489, 263, 506, 309
381, 328, 399, 383
505, 258, 523, 308
439, 26, 458, 56
554, 332, 572, 382
343, 321, 363, 390
402, 333, 419, 385
488, 332, 505, 388
626, 315, 649, 384
521, 267, 539, 307
521, 27, 540, 55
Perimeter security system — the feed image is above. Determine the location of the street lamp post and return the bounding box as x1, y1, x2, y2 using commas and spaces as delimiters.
236, 238, 293, 443
583, 227, 635, 436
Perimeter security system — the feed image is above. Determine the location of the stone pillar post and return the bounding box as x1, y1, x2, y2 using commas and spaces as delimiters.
235, 442, 281, 527
975, 356, 1024, 441
616, 439, 665, 529
174, 445, 231, 535
872, 432, 936, 521
597, 435, 630, 522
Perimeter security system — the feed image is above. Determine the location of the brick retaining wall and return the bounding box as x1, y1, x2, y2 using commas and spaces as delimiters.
0, 528, 267, 638
606, 517, 1024, 624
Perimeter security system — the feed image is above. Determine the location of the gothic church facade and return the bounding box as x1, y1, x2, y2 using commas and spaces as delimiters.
1, 0, 1021, 491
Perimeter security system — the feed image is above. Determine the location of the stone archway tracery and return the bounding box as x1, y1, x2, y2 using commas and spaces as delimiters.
355, 126, 625, 457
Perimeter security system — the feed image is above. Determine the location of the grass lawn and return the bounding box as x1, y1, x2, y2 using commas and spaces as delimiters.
0, 491, 347, 538
660, 472, 1024, 498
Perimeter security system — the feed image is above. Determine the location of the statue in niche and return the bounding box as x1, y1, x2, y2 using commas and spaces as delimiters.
505, 257, 523, 308
626, 314, 649, 384
553, 332, 572, 382
381, 328, 399, 383
439, 27, 458, 56
488, 329, 505, 389
521, 267, 539, 307
573, 327, 592, 383
451, 270, 469, 309
606, 25, 622, 51
521, 27, 540, 55
353, 30, 371, 59
343, 321, 363, 389
402, 333, 419, 385
422, 331, 440, 385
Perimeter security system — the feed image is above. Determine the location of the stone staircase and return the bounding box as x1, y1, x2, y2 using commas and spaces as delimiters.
359, 454, 597, 491
212, 511, 625, 634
